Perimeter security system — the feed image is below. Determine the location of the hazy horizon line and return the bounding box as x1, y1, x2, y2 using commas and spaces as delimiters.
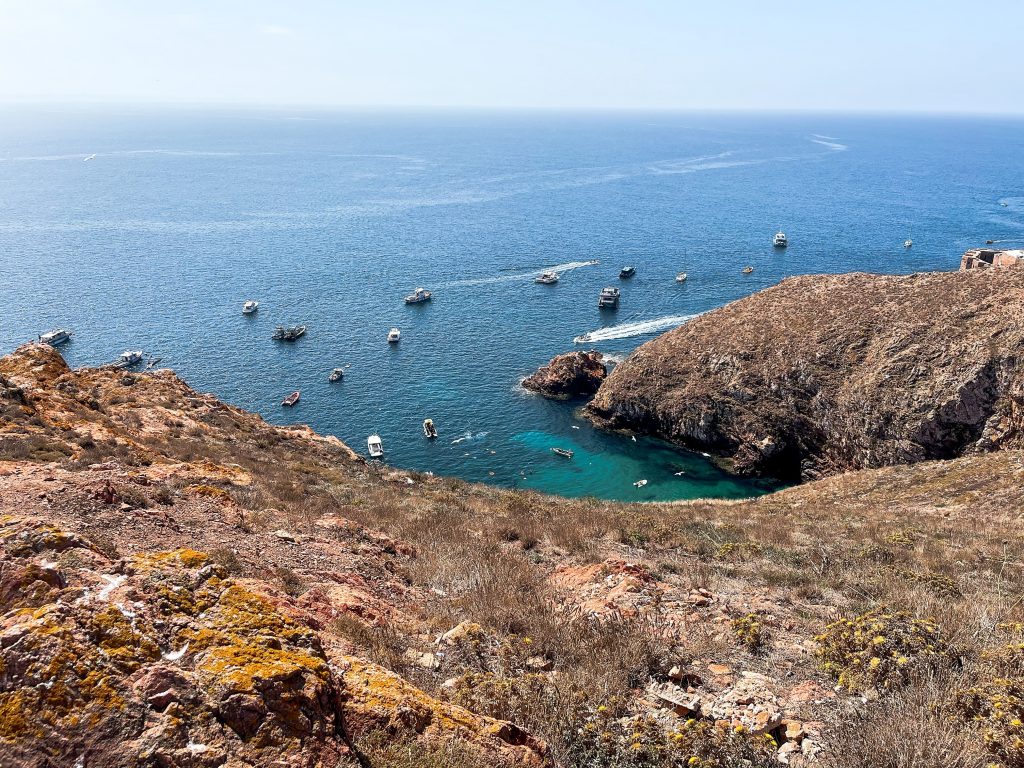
0, 97, 1023, 119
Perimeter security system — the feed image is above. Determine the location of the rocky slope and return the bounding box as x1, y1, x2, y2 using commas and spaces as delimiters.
2, 341, 1023, 768
521, 351, 606, 399
587, 269, 1024, 480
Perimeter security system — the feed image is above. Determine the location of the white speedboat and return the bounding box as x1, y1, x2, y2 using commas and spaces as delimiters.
742, 266, 754, 274
387, 327, 401, 343
119, 350, 144, 367
535, 272, 559, 285
904, 239, 913, 249
243, 300, 259, 314
367, 434, 384, 457
773, 231, 788, 248
40, 329, 72, 346
404, 288, 432, 304
676, 272, 688, 283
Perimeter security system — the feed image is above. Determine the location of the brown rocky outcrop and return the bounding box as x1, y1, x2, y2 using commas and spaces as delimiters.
587, 269, 1024, 480
522, 351, 606, 399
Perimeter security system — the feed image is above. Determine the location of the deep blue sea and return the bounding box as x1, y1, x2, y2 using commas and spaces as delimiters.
1, 107, 1022, 500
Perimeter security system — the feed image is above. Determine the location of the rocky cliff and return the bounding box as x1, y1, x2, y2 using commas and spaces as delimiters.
521, 351, 606, 399
2, 342, 1024, 768
587, 269, 1024, 481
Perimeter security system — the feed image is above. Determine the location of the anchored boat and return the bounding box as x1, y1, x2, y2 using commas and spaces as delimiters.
242, 300, 259, 314
423, 419, 438, 439
119, 350, 144, 367
551, 447, 574, 459
282, 390, 300, 407
773, 231, 788, 248
40, 329, 72, 346
598, 286, 620, 308
367, 434, 384, 458
404, 288, 432, 304
328, 367, 345, 383
387, 327, 401, 343
619, 266, 636, 279
742, 266, 754, 274
272, 325, 306, 341
676, 272, 688, 283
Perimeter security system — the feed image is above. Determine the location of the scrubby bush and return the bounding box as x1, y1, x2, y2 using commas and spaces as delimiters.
816, 609, 947, 693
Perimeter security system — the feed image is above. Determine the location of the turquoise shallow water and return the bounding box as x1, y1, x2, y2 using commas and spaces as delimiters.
1, 108, 1022, 500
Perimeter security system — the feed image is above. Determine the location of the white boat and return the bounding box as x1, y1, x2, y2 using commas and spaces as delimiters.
242, 300, 259, 314
329, 367, 345, 382
119, 350, 144, 367
742, 266, 754, 274
773, 231, 788, 248
367, 434, 384, 458
404, 288, 432, 304
84, 154, 96, 162
535, 272, 559, 285
387, 327, 401, 343
598, 287, 620, 308
423, 419, 438, 439
633, 479, 648, 488
676, 272, 688, 283
40, 329, 72, 346
904, 238, 913, 249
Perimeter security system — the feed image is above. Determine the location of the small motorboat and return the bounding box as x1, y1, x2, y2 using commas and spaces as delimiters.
1002, 201, 1010, 207
119, 350, 144, 367
404, 288, 432, 304
84, 154, 96, 162
634, 479, 648, 488
329, 367, 345, 383
367, 434, 384, 458
773, 231, 788, 248
676, 272, 688, 283
573, 332, 593, 344
904, 239, 913, 249
40, 329, 72, 346
535, 271, 559, 285
551, 447, 574, 459
272, 325, 306, 341
423, 419, 438, 439
281, 390, 300, 407
742, 266, 754, 274
387, 327, 401, 343
619, 266, 636, 279
242, 300, 259, 315
598, 286, 620, 308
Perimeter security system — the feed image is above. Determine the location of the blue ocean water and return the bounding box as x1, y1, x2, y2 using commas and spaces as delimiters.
1, 107, 1022, 501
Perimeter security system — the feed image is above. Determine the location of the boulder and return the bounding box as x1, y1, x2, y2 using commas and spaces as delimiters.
522, 351, 607, 400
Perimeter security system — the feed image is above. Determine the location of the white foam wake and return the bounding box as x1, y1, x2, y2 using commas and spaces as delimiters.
810, 137, 848, 151
445, 259, 600, 288
574, 313, 700, 344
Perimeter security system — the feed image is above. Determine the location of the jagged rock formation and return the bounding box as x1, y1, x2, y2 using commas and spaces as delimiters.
522, 351, 606, 399
587, 269, 1024, 480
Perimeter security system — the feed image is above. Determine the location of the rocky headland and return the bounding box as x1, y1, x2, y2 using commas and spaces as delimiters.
521, 351, 607, 400
586, 269, 1024, 481
3, 267, 1024, 768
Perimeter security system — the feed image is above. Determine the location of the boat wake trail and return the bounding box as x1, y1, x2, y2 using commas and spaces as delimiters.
451, 431, 490, 444
810, 135, 848, 151
444, 260, 600, 288
574, 314, 701, 344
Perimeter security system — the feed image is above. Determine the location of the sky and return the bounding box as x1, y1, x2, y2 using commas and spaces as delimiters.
0, 0, 1021, 113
